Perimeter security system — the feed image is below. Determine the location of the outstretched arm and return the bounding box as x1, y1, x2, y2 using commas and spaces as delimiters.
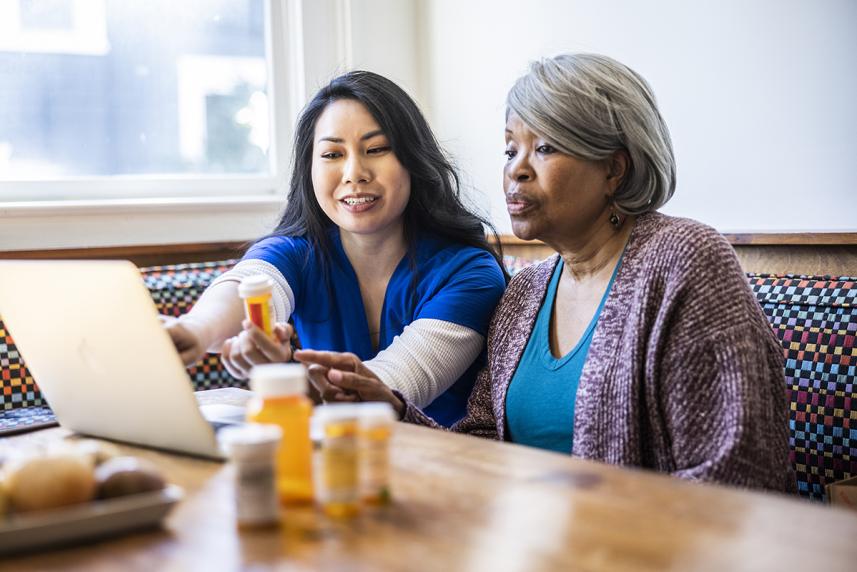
294, 349, 500, 440
165, 258, 295, 368
362, 319, 484, 407
164, 281, 246, 366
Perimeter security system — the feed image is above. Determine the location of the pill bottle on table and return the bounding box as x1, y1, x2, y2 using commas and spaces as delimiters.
238, 275, 275, 338
246, 363, 314, 504
314, 404, 361, 518
357, 402, 396, 505
218, 423, 282, 529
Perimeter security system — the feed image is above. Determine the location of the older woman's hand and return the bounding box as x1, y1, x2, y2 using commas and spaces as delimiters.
293, 349, 405, 416
220, 321, 294, 380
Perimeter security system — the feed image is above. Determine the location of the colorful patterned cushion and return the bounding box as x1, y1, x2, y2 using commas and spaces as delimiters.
143, 260, 238, 319
749, 274, 857, 501
0, 319, 44, 411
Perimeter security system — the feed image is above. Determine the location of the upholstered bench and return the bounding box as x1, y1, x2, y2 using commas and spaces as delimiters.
1, 258, 855, 502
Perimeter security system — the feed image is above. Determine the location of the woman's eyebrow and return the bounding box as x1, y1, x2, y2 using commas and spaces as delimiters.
317, 129, 385, 144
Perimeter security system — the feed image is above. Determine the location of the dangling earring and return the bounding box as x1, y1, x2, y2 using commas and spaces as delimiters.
609, 211, 622, 229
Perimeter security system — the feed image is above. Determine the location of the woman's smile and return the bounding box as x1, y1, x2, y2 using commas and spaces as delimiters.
340, 193, 380, 213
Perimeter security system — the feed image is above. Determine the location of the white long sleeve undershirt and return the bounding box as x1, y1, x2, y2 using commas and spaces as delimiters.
211, 259, 295, 323
362, 319, 483, 408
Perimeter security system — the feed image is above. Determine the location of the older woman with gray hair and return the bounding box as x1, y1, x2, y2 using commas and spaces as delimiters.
296, 54, 792, 491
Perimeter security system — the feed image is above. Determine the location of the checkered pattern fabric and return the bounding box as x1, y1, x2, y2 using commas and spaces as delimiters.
143, 260, 238, 319
0, 319, 44, 411
749, 274, 857, 501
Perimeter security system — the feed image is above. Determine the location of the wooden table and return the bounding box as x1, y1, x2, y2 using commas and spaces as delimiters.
2, 423, 856, 571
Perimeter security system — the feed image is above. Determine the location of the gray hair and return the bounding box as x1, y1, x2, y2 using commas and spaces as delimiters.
506, 53, 676, 214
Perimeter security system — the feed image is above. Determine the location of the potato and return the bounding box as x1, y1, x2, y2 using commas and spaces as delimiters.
6, 454, 97, 512
95, 457, 166, 499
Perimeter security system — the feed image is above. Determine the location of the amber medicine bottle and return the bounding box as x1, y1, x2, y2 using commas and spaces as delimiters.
238, 275, 275, 337
246, 363, 314, 504
314, 404, 361, 518
357, 402, 396, 504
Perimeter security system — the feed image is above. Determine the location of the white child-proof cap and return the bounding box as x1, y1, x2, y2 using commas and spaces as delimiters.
238, 275, 274, 299
218, 423, 282, 461
313, 403, 362, 424
356, 402, 396, 427
250, 363, 307, 397
313, 402, 396, 427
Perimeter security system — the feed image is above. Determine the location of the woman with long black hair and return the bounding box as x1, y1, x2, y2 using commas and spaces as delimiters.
166, 71, 507, 426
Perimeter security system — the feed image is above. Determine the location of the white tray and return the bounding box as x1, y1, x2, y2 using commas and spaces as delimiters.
0, 484, 183, 555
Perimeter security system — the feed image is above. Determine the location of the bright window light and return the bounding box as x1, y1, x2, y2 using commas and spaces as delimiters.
0, 0, 272, 181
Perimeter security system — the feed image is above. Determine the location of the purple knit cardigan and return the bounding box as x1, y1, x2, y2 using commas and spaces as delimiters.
403, 212, 793, 492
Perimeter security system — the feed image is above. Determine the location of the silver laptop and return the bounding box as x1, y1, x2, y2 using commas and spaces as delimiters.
0, 259, 250, 459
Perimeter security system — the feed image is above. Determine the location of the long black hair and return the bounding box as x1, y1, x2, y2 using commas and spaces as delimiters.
270, 70, 507, 279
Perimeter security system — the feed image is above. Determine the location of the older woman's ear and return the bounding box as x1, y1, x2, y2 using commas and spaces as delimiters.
606, 149, 631, 193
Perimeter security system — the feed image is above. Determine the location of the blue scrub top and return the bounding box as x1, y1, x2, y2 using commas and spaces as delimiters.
243, 230, 506, 426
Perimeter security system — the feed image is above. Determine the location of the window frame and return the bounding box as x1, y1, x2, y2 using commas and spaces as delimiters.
0, 0, 307, 252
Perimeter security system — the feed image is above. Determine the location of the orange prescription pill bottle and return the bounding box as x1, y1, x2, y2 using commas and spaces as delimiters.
357, 402, 396, 505
314, 404, 361, 518
246, 364, 314, 504
238, 275, 275, 338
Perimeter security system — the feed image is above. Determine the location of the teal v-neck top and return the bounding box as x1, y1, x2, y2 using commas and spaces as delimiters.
505, 256, 621, 453
243, 230, 506, 426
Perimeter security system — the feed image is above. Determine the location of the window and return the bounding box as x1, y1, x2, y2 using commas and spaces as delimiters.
0, 0, 284, 198
0, 0, 327, 251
